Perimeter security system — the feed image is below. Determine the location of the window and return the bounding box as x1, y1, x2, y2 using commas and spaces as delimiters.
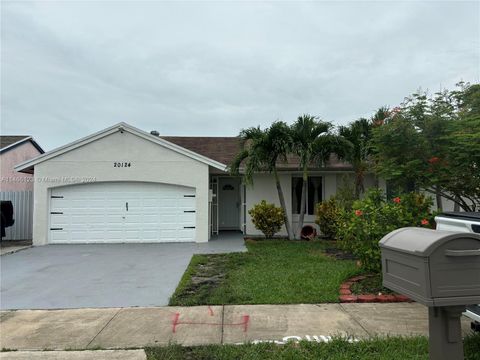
292, 176, 323, 215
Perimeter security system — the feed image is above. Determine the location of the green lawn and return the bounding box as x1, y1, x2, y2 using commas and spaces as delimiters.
145, 334, 480, 360
169, 240, 361, 306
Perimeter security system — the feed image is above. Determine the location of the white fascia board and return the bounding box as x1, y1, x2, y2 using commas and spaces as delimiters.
0, 136, 31, 154
15, 122, 227, 172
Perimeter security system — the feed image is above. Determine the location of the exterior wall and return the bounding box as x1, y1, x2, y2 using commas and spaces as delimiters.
245, 172, 340, 237
0, 141, 41, 191
246, 173, 292, 237
31, 131, 209, 245
423, 191, 456, 212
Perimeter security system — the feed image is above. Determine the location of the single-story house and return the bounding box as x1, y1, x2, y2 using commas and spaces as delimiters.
1, 135, 44, 240
15, 122, 384, 246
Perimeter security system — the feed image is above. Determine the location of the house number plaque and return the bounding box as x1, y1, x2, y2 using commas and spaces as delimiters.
113, 162, 132, 167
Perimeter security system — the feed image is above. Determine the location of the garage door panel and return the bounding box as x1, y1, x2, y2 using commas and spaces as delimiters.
50, 231, 69, 242
141, 231, 159, 241
50, 182, 196, 243
177, 229, 195, 240
105, 230, 124, 241
86, 216, 108, 224
50, 214, 68, 223
180, 213, 196, 223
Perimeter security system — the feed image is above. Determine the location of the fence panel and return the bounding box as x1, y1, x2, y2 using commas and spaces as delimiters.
0, 191, 33, 240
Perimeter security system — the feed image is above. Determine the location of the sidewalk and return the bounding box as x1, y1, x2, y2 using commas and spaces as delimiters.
0, 350, 146, 360
0, 303, 473, 351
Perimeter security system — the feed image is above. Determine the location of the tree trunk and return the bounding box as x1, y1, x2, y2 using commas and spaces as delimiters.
354, 170, 363, 199
454, 197, 460, 212
274, 169, 294, 240
435, 186, 443, 212
297, 166, 308, 239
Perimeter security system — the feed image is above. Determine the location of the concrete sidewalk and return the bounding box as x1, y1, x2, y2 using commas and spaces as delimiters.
0, 303, 474, 351
0, 350, 146, 360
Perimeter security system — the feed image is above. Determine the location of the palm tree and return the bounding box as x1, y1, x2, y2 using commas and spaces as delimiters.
338, 118, 372, 198
291, 115, 351, 238
230, 121, 295, 240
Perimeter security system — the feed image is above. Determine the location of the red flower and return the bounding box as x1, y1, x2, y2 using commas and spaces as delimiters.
421, 219, 429, 226
393, 197, 401, 204
428, 156, 440, 164
355, 210, 363, 216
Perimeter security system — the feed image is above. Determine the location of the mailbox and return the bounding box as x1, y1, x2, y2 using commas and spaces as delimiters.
380, 227, 480, 307
380, 227, 480, 360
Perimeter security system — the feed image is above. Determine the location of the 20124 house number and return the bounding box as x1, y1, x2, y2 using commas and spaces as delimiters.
113, 162, 131, 167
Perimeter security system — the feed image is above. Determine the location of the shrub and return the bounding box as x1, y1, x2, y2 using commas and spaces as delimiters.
248, 200, 285, 238
315, 198, 341, 239
337, 189, 434, 273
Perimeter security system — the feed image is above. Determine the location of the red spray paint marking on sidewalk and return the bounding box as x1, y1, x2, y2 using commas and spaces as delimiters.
242, 315, 250, 332
172, 313, 250, 333
208, 306, 214, 316
172, 312, 180, 333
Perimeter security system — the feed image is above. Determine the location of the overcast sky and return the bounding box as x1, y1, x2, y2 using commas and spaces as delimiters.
1, 1, 479, 151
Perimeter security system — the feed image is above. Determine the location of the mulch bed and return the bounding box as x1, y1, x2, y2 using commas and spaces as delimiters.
339, 275, 412, 303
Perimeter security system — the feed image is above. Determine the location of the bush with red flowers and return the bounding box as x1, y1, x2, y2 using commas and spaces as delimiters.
337, 189, 434, 273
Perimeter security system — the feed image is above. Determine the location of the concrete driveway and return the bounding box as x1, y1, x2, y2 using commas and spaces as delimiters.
0, 233, 246, 310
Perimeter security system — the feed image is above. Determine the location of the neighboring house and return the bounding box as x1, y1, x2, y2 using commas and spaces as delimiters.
15, 123, 384, 246
1, 136, 44, 240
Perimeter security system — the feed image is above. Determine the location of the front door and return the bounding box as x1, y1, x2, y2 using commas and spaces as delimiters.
218, 178, 240, 230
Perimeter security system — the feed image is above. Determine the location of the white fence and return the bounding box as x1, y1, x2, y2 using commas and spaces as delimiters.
0, 191, 33, 240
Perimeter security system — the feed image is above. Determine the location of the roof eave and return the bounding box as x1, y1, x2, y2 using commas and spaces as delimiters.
0, 136, 44, 155
14, 122, 227, 173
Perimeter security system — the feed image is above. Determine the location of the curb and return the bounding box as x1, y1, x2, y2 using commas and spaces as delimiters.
339, 275, 412, 303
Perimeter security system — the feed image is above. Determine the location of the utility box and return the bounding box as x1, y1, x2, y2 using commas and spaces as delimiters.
380, 227, 480, 306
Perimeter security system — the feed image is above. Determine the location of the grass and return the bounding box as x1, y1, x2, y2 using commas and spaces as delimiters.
145, 334, 480, 360
169, 239, 361, 305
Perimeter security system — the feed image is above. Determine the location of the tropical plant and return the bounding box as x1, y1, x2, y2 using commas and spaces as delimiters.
230, 121, 295, 239
337, 189, 434, 273
338, 118, 373, 198
290, 114, 351, 238
248, 200, 285, 238
315, 198, 341, 239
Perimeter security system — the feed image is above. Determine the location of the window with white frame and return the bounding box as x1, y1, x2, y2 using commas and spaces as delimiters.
292, 176, 323, 215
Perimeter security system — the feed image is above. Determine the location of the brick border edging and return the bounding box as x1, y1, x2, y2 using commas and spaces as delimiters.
339, 275, 412, 303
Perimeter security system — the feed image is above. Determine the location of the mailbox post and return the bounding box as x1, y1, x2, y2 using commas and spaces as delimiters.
379, 227, 480, 360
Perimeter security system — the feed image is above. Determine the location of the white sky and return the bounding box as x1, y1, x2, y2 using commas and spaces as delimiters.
1, 0, 479, 151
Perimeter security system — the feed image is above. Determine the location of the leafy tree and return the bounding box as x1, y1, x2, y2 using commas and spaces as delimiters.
291, 115, 351, 238
371, 83, 480, 211
230, 121, 295, 240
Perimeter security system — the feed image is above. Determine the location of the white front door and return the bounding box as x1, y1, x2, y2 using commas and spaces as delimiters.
218, 178, 240, 230
49, 182, 196, 243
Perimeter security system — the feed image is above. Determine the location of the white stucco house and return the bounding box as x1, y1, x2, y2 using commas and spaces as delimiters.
15, 122, 384, 246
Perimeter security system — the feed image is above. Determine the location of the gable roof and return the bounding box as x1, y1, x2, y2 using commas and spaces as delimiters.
163, 136, 353, 171
161, 136, 241, 165
0, 136, 44, 154
15, 123, 227, 173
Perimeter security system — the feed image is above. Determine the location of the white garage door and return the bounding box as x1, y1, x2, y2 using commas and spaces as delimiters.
49, 182, 196, 243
